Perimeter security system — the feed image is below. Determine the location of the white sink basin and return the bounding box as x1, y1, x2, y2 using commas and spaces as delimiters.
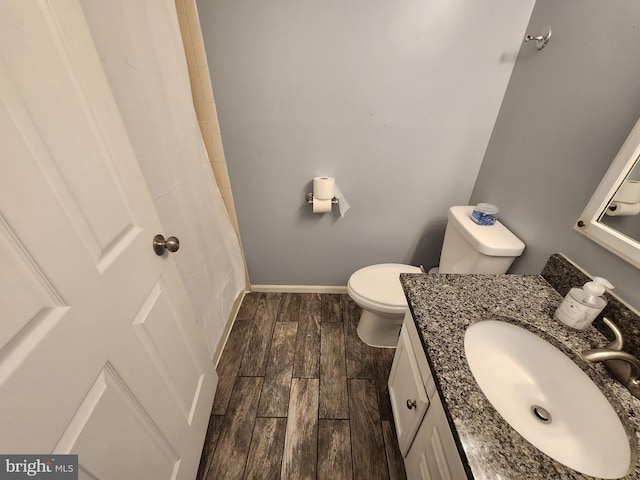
464, 320, 631, 479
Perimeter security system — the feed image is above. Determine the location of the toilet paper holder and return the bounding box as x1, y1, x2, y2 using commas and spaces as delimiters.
306, 192, 339, 205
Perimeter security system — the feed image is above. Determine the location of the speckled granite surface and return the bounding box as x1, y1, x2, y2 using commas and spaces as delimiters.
400, 272, 640, 479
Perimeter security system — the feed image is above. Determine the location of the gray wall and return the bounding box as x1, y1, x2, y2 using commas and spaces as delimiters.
470, 0, 640, 310
197, 0, 534, 286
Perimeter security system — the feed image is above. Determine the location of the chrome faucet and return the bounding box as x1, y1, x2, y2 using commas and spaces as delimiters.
581, 317, 640, 399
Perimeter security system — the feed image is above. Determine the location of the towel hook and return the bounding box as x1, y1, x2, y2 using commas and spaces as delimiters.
524, 26, 552, 50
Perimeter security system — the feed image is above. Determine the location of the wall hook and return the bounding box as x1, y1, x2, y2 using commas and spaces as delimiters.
524, 26, 552, 50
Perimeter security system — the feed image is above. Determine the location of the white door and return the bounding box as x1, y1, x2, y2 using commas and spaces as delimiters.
0, 2, 216, 479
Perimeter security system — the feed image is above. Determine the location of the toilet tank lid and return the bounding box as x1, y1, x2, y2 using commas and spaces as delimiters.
448, 206, 525, 257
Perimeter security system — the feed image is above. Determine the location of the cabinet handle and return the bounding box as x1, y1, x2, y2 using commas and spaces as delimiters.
406, 399, 417, 410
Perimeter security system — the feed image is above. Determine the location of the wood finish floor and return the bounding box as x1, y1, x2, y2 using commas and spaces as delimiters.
196, 292, 407, 480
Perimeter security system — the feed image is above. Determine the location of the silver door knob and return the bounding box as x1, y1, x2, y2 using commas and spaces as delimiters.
153, 234, 180, 256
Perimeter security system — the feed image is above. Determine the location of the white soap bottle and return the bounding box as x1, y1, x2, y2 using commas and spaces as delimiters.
554, 276, 614, 330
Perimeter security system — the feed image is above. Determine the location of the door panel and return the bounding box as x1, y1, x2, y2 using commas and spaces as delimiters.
0, 1, 215, 478
0, 217, 68, 351
55, 364, 180, 480
132, 278, 206, 422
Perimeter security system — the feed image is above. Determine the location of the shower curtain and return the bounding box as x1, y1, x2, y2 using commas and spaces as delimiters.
80, 0, 246, 357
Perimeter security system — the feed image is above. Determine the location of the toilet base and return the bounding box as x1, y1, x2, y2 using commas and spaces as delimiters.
356, 309, 404, 348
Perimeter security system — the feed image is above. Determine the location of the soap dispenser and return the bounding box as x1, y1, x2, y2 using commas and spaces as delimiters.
554, 277, 614, 330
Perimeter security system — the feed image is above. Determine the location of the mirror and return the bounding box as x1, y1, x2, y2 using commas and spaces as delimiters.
600, 165, 640, 238
576, 118, 640, 269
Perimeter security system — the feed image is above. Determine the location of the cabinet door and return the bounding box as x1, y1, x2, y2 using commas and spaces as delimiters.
405, 395, 467, 480
389, 325, 430, 456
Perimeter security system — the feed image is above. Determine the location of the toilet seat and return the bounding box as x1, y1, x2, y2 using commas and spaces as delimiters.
347, 263, 422, 315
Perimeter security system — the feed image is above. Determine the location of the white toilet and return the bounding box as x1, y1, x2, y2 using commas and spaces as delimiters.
347, 206, 525, 347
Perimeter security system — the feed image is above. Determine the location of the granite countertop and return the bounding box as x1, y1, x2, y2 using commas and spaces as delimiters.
400, 272, 640, 480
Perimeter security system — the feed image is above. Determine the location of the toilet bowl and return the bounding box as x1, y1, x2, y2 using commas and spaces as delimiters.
348, 206, 525, 348
347, 263, 422, 347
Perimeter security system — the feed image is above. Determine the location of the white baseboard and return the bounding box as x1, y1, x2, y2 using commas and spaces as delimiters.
251, 284, 348, 294
211, 290, 247, 367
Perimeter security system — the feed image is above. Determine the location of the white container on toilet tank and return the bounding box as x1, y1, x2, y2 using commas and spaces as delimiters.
439, 206, 525, 274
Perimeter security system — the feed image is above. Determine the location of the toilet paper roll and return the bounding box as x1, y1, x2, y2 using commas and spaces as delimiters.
613, 180, 640, 204
313, 198, 333, 213
606, 201, 640, 216
313, 176, 335, 200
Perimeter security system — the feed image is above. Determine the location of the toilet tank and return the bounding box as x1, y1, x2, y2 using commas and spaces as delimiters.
439, 206, 525, 274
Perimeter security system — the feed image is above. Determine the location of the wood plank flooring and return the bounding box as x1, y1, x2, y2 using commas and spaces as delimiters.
197, 293, 406, 480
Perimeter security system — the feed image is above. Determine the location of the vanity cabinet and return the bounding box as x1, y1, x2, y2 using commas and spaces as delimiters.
389, 312, 467, 479
388, 320, 431, 455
